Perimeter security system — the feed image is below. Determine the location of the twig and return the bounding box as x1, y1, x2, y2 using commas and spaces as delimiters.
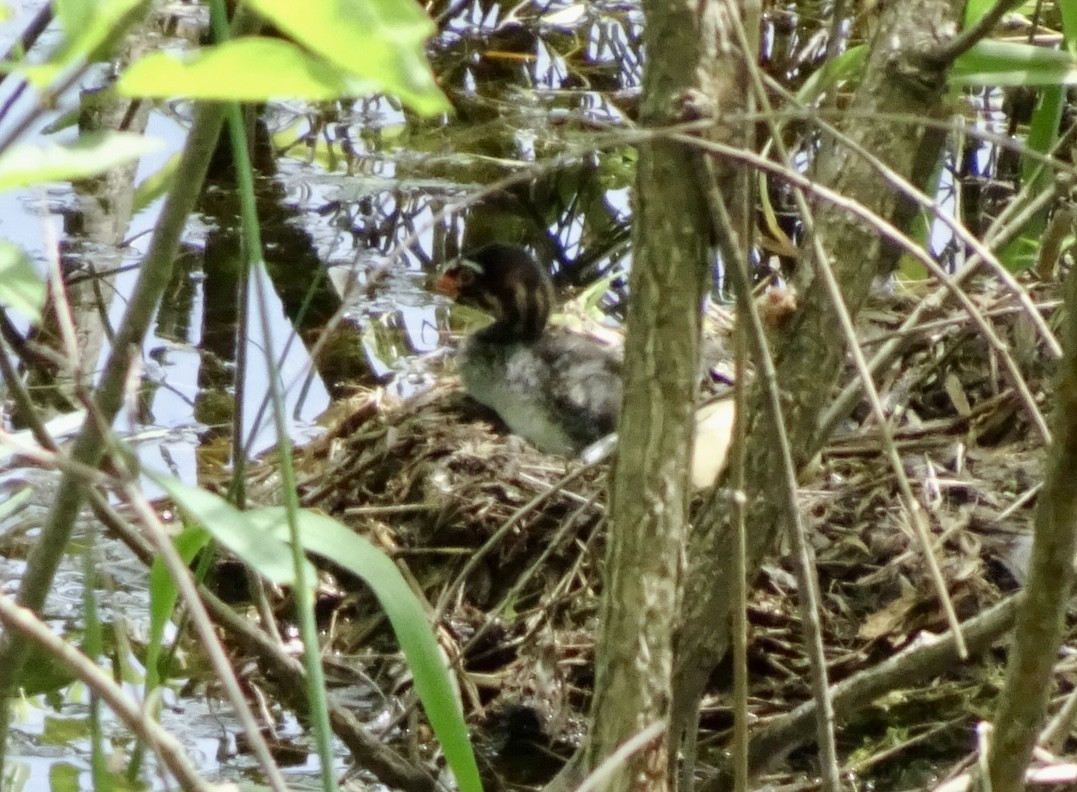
91, 495, 441, 792
120, 478, 291, 792
465, 486, 603, 656
0, 6, 264, 766
573, 721, 666, 792
737, 594, 1021, 784
846, 716, 967, 775
672, 131, 1053, 444
0, 336, 59, 451
930, 0, 1024, 66
0, 593, 214, 792
729, 1, 756, 784
708, 176, 842, 789
730, 243, 751, 792
433, 460, 601, 617
988, 257, 1077, 790
772, 88, 1065, 363
1040, 674, 1077, 752
820, 181, 1061, 440
764, 70, 1069, 364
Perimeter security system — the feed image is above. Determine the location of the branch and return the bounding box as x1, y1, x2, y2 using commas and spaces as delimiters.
930, 0, 1024, 66
0, 594, 214, 792
702, 594, 1021, 791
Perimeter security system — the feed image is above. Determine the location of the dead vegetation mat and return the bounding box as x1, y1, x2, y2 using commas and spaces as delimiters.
241, 276, 1062, 789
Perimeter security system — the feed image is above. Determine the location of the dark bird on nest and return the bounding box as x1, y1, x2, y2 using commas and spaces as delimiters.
437, 242, 735, 487
436, 243, 622, 456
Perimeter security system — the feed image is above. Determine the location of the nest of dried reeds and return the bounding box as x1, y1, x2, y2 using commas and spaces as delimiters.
242, 274, 1059, 787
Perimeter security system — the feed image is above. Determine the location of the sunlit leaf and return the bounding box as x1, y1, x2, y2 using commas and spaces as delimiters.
18, 0, 146, 88
253, 507, 483, 792
53, 0, 95, 37
73, 0, 147, 57
148, 474, 316, 588
0, 242, 44, 322
0, 131, 162, 192
117, 37, 376, 101
952, 40, 1077, 87
246, 0, 450, 114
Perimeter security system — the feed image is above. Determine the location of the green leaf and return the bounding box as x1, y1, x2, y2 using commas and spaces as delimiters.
796, 45, 866, 104
999, 83, 1061, 274
999, 234, 1040, 273
53, 0, 95, 38
117, 37, 376, 101
1062, 0, 1077, 59
132, 152, 179, 215
246, 0, 449, 114
253, 508, 483, 792
148, 475, 316, 588
0, 242, 45, 322
962, 0, 996, 27
19, 0, 147, 88
952, 40, 1077, 87
1025, 86, 1063, 181
146, 527, 210, 690
71, 0, 147, 59
0, 131, 162, 192
0, 485, 31, 520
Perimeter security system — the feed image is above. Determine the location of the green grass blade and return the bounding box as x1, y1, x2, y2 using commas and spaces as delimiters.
251, 507, 483, 792
146, 526, 210, 690
147, 473, 316, 588
952, 40, 1077, 87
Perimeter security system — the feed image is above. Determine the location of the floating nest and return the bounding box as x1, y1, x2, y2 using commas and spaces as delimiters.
240, 275, 1059, 787
256, 383, 610, 763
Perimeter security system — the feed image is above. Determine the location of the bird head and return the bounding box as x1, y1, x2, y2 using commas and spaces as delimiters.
436, 244, 553, 341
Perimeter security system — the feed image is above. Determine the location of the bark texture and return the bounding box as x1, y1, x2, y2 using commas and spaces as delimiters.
27, 44, 151, 409
583, 1, 746, 789
988, 261, 1077, 790
674, 0, 965, 746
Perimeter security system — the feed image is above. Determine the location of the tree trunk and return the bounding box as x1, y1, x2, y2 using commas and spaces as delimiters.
674, 0, 965, 757
988, 252, 1077, 790
582, 1, 748, 790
